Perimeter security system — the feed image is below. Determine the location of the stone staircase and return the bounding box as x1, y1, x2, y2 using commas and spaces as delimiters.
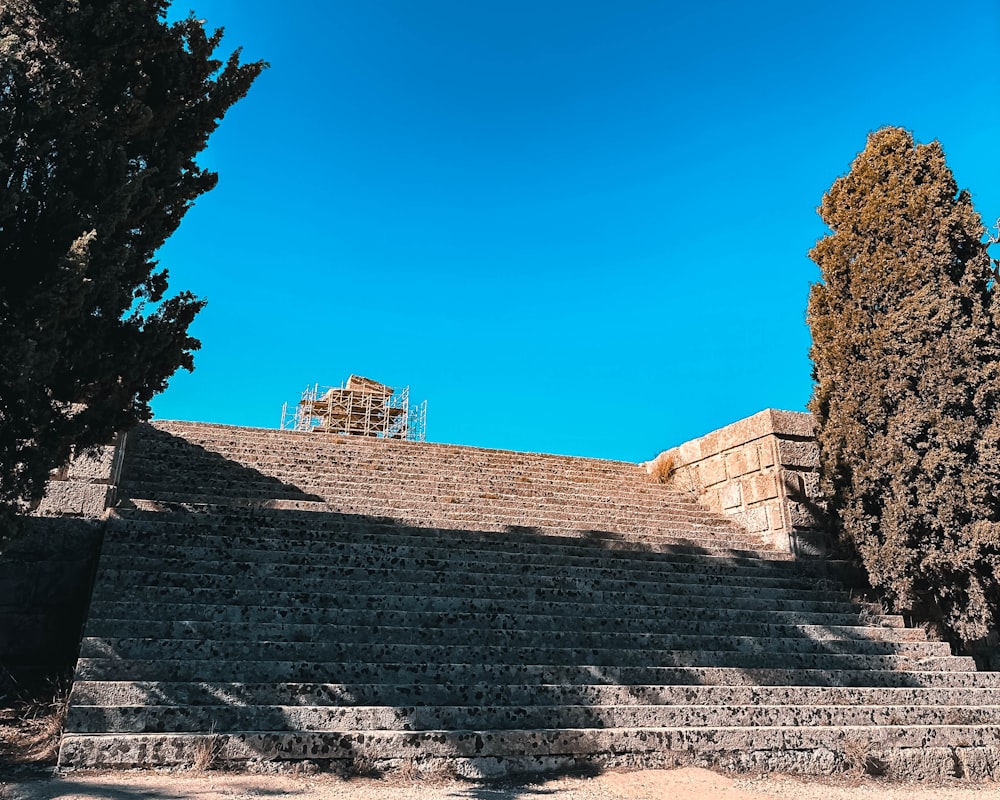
58, 421, 1000, 778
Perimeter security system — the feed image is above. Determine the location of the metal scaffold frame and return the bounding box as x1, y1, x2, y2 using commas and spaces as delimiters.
280, 375, 427, 442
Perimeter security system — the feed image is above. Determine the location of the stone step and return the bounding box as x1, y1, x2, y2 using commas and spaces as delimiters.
86, 578, 874, 617
67, 420, 1000, 778
71, 681, 1000, 709
77, 638, 971, 672
121, 478, 704, 515
76, 621, 944, 658
107, 508, 790, 560
94, 545, 831, 592
91, 565, 859, 607
133, 423, 644, 471
57, 725, 1000, 779
81, 616, 928, 645
120, 492, 745, 542
85, 595, 895, 630
73, 658, 1000, 687
65, 702, 1000, 735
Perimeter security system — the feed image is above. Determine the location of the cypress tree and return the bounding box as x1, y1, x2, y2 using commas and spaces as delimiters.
808, 126, 1000, 644
0, 1, 265, 523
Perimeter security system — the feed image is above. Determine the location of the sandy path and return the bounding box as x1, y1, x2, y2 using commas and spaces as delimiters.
3, 768, 998, 800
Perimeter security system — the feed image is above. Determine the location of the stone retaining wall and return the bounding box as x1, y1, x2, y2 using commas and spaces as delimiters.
647, 409, 827, 555
0, 517, 103, 677
1, 434, 124, 680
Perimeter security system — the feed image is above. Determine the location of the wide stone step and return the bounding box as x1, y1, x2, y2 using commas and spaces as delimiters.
86, 579, 872, 617
94, 546, 828, 592
78, 637, 971, 672
70, 681, 1000, 709
73, 659, 1000, 686
118, 502, 765, 553
65, 702, 1000, 734
91, 565, 854, 607
76, 623, 944, 658
121, 469, 690, 505
122, 459, 667, 498
82, 614, 925, 645
105, 511, 790, 564
85, 595, 896, 630
121, 493, 747, 544
133, 425, 645, 472
57, 725, 1000, 779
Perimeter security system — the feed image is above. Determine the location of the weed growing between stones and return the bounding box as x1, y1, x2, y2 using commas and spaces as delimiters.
646, 453, 676, 485
191, 727, 223, 773
842, 738, 889, 777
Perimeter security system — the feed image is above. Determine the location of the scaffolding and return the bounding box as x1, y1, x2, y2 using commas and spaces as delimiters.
280, 375, 427, 441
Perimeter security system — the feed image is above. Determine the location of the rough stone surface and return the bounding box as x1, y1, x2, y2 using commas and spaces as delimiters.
646, 409, 826, 553
55, 420, 1000, 778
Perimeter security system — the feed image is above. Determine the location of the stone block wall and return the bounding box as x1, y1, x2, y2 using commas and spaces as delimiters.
0, 517, 103, 677
648, 409, 828, 555
32, 432, 127, 518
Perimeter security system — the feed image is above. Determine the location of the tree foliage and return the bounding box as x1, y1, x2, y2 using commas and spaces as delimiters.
0, 1, 265, 519
808, 126, 1000, 644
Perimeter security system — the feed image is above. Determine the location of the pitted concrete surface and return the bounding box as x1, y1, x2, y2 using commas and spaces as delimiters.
2, 768, 999, 800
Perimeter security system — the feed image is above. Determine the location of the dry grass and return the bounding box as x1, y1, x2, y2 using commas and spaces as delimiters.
0, 674, 70, 767
647, 453, 676, 484
841, 738, 889, 777
190, 727, 224, 773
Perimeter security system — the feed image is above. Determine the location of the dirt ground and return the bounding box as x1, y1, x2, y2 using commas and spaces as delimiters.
2, 767, 1000, 800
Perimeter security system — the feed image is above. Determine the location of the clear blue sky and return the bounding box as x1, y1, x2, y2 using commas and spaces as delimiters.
153, 1, 1000, 462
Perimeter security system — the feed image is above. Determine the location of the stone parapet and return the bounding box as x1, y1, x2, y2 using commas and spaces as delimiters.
648, 409, 827, 555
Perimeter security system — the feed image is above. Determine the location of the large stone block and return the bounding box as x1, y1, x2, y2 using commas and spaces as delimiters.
699, 457, 727, 487
677, 440, 703, 464
743, 474, 778, 504
776, 439, 820, 469
66, 445, 117, 482
766, 409, 815, 439
719, 483, 742, 511
729, 507, 769, 533
725, 445, 760, 479
35, 482, 111, 517
768, 503, 788, 533
759, 439, 776, 469
789, 501, 824, 530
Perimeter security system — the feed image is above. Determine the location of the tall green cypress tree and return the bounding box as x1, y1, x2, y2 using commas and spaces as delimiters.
808, 126, 1000, 644
0, 1, 265, 523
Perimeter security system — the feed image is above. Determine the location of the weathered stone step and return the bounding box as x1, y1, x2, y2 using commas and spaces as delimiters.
77, 621, 942, 658
57, 724, 1000, 779
122, 457, 662, 498
71, 681, 1000, 709
73, 658, 1000, 687
107, 509, 788, 562
107, 521, 767, 560
78, 637, 970, 672
86, 577, 873, 617
85, 595, 895, 630
134, 423, 645, 472
65, 702, 1000, 735
95, 544, 829, 592
82, 613, 924, 645
121, 491, 745, 542
92, 565, 857, 607
106, 511, 781, 562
